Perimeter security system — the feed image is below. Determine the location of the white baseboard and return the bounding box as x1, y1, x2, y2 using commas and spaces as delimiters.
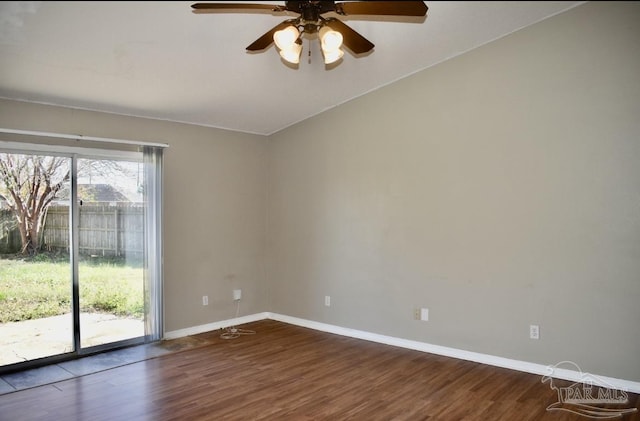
163, 312, 269, 340
267, 312, 640, 394
164, 311, 640, 394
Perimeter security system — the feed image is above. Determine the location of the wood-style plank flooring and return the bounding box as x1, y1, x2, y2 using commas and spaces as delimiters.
0, 320, 638, 420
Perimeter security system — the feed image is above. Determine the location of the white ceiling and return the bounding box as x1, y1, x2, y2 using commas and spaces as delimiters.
0, 1, 585, 136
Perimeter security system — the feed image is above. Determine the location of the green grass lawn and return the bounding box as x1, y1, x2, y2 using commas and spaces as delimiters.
0, 254, 144, 323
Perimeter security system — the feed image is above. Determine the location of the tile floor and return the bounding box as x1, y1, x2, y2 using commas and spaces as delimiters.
0, 333, 219, 396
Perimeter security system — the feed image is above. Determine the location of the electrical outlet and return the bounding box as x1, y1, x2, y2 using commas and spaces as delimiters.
420, 308, 429, 321
233, 289, 242, 301
202, 295, 208, 306
414, 308, 429, 321
530, 324, 540, 340
324, 296, 331, 307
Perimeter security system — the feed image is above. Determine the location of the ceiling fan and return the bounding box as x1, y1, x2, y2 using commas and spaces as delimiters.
191, 1, 428, 65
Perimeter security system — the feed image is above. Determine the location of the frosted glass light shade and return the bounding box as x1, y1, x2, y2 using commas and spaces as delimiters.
274, 26, 300, 50
322, 48, 344, 64
319, 26, 343, 52
279, 43, 302, 64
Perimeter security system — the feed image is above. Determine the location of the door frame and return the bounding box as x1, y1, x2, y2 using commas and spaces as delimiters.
0, 140, 161, 373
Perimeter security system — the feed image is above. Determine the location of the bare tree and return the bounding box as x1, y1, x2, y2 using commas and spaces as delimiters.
0, 153, 69, 255
0, 153, 135, 255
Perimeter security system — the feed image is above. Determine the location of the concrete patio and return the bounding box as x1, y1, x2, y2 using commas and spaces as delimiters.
0, 313, 144, 366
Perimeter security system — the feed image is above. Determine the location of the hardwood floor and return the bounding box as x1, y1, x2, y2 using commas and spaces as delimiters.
0, 320, 638, 420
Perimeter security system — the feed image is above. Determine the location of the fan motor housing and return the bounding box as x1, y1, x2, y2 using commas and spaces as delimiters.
287, 1, 336, 20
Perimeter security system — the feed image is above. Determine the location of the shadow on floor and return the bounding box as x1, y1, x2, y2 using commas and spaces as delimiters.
0, 331, 221, 395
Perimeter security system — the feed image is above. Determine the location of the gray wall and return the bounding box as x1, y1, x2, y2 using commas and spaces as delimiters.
267, 1, 640, 382
0, 99, 269, 333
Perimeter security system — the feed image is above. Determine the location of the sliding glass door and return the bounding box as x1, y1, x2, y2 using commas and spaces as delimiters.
0, 144, 162, 371
77, 157, 145, 349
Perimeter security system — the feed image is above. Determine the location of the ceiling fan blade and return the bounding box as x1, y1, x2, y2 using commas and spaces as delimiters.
246, 21, 293, 51
336, 1, 428, 17
325, 19, 374, 54
191, 3, 286, 13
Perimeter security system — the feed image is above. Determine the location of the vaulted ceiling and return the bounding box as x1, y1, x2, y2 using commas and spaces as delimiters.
0, 1, 584, 135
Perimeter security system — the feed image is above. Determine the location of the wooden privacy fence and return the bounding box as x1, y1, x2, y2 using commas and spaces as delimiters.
0, 204, 143, 257
0, 209, 21, 253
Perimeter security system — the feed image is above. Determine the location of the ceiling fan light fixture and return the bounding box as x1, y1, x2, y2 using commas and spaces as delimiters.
319, 26, 343, 52
278, 42, 302, 64
319, 26, 344, 64
273, 25, 300, 50
192, 1, 429, 67
322, 48, 344, 64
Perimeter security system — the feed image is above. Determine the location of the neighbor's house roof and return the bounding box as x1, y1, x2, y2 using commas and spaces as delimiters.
55, 184, 131, 204
77, 184, 130, 203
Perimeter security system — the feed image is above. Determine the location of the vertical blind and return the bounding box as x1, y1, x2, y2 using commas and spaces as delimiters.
143, 146, 164, 341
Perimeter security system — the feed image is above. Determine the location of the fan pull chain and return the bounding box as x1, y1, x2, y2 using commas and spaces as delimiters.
308, 38, 311, 64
